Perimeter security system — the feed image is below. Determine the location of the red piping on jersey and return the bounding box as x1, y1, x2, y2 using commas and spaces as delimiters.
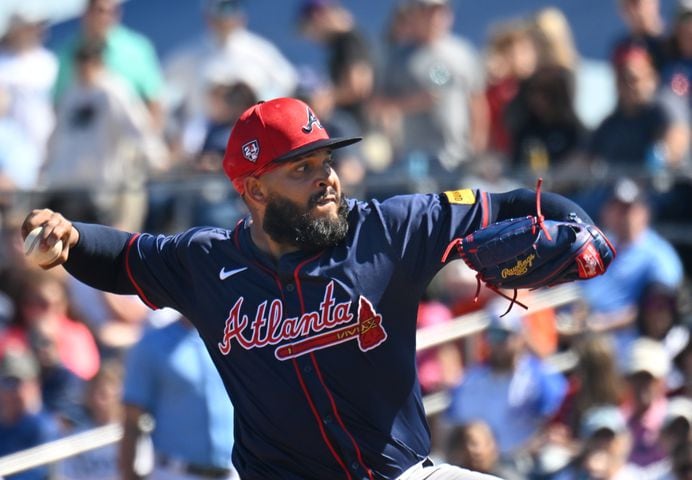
124, 234, 159, 310
231, 218, 244, 249
292, 359, 353, 480
481, 191, 490, 228
293, 254, 374, 479
310, 354, 374, 480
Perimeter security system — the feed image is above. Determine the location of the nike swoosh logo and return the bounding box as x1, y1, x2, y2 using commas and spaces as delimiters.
219, 266, 248, 280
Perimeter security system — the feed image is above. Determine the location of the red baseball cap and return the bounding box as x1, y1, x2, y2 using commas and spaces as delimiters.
223, 97, 361, 194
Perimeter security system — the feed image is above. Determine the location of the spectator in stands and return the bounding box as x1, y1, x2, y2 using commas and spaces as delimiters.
672, 441, 692, 480
2, 270, 100, 381
28, 319, 84, 425
0, 9, 57, 190
0, 348, 58, 480
196, 80, 257, 174
636, 282, 690, 364
53, 0, 163, 121
552, 333, 625, 439
190, 78, 256, 227
164, 0, 297, 157
613, 0, 667, 72
581, 178, 684, 358
505, 64, 587, 171
532, 7, 617, 130
0, 85, 39, 193
587, 44, 689, 171
416, 294, 462, 395
65, 276, 151, 359
672, 330, 692, 397
657, 397, 692, 480
58, 361, 123, 480
445, 304, 568, 457
41, 39, 167, 231
622, 337, 671, 469
555, 405, 643, 479
661, 3, 692, 116
483, 18, 539, 156
445, 421, 524, 480
120, 316, 237, 480
298, 0, 374, 134
378, 0, 489, 185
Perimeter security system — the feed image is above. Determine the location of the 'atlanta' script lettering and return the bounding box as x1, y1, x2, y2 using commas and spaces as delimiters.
217, 281, 354, 355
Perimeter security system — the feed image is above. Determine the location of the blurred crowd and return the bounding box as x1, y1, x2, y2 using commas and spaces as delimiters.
0, 0, 691, 478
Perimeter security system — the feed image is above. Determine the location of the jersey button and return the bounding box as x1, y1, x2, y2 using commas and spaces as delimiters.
285, 283, 295, 292
350, 461, 359, 471
322, 414, 333, 424
303, 364, 313, 373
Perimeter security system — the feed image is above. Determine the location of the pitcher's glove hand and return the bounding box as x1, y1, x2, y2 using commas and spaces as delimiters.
441, 181, 616, 312
443, 216, 616, 290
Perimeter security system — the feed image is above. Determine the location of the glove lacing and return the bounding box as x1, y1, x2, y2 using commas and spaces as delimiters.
440, 178, 549, 316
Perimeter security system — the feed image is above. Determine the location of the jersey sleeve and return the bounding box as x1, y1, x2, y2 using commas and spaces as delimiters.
123, 229, 200, 313
374, 188, 490, 282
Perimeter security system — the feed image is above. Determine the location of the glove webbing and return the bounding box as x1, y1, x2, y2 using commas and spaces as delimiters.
440, 178, 550, 316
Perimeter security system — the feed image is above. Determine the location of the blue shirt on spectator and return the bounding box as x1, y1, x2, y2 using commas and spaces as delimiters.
445, 354, 567, 455
122, 318, 234, 469
0, 412, 59, 480
581, 228, 683, 313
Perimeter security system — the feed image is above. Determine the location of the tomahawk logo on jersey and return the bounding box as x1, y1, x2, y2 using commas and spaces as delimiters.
123, 192, 490, 480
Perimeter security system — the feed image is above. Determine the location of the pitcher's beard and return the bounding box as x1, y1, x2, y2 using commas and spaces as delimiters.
263, 191, 350, 250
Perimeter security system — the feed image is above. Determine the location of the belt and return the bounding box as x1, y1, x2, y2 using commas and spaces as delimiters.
397, 457, 435, 479
157, 454, 233, 479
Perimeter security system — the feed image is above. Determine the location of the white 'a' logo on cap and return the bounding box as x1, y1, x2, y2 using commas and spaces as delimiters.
301, 107, 323, 133
242, 140, 260, 163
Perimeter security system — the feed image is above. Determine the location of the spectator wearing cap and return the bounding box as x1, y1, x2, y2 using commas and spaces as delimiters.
164, 0, 297, 157
622, 337, 671, 468
587, 44, 689, 172
554, 405, 643, 479
377, 0, 489, 185
0, 349, 59, 480
581, 178, 684, 359
445, 302, 568, 458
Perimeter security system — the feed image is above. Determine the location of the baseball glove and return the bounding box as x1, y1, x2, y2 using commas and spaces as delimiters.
441, 180, 616, 312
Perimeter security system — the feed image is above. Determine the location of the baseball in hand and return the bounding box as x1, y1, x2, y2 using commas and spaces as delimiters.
24, 227, 63, 266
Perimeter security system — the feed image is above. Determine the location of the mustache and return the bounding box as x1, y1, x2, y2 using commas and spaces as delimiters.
308, 188, 338, 209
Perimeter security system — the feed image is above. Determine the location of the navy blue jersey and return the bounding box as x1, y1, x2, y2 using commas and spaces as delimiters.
124, 191, 489, 480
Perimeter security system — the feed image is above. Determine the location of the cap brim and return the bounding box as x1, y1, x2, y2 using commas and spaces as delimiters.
274, 137, 362, 163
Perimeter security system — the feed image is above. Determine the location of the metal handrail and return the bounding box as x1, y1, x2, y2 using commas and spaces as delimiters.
0, 284, 581, 477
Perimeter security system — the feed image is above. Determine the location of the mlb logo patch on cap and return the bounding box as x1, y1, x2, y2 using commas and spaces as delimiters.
242, 140, 260, 163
